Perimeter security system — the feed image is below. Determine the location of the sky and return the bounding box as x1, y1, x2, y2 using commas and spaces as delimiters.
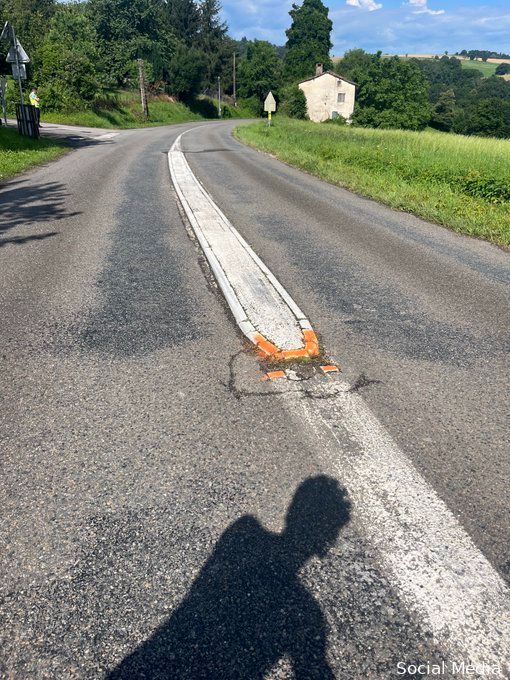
220, 0, 510, 56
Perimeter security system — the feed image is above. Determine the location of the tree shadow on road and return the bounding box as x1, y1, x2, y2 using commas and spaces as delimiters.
0, 179, 81, 235
0, 231, 58, 248
108, 476, 351, 680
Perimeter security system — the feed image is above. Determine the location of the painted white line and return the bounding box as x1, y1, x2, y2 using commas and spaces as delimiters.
289, 378, 510, 672
168, 129, 312, 351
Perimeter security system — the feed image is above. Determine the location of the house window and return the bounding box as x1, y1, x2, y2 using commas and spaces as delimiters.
337, 92, 346, 103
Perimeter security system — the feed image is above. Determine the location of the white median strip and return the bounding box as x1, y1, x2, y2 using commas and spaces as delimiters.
292, 379, 510, 673
168, 129, 319, 360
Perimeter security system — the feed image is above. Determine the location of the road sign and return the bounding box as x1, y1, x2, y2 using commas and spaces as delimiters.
12, 63, 27, 80
264, 92, 276, 113
6, 38, 29, 64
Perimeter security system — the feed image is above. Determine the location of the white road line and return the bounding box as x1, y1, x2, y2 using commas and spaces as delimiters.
169, 125, 510, 673
290, 378, 510, 674
168, 129, 312, 352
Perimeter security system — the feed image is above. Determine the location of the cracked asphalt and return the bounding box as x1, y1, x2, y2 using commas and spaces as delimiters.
0, 120, 508, 679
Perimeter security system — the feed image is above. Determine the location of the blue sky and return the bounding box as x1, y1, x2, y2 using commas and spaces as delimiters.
220, 1, 510, 56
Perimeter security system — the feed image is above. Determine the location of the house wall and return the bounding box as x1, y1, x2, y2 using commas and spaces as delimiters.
299, 73, 356, 123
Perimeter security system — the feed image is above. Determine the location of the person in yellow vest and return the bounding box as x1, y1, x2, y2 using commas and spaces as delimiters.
29, 87, 41, 127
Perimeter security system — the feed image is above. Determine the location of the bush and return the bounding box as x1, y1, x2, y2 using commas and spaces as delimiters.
166, 44, 205, 101
323, 114, 346, 126
279, 85, 307, 119
495, 63, 510, 76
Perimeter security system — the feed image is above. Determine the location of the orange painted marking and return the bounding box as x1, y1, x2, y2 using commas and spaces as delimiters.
320, 365, 339, 374
254, 329, 320, 361
254, 333, 279, 357
262, 370, 286, 381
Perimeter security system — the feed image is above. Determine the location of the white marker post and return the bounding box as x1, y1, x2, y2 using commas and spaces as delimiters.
264, 91, 276, 127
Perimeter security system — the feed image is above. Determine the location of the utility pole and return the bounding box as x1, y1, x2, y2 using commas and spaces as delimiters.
233, 52, 237, 107
138, 59, 149, 121
217, 76, 221, 118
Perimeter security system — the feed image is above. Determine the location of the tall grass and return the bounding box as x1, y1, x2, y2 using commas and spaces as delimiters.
0, 126, 67, 182
41, 91, 256, 129
234, 118, 510, 247
41, 93, 204, 129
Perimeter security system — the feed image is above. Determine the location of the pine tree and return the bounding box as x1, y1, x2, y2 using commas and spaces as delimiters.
163, 0, 199, 47
283, 0, 333, 82
197, 0, 229, 87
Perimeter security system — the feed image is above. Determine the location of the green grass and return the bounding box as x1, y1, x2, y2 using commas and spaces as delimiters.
0, 126, 68, 182
234, 118, 510, 247
40, 91, 256, 129
459, 59, 498, 77
41, 93, 204, 129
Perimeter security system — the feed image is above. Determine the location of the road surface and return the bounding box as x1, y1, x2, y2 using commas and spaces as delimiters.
1, 120, 509, 679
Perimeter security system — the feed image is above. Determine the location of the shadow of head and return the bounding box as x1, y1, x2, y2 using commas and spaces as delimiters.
283, 475, 351, 562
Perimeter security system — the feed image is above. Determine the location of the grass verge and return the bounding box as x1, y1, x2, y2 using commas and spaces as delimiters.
0, 126, 68, 182
234, 118, 510, 247
40, 92, 256, 129
41, 94, 204, 129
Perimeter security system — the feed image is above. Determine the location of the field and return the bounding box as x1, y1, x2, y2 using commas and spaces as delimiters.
0, 126, 68, 182
459, 60, 498, 77
234, 118, 510, 247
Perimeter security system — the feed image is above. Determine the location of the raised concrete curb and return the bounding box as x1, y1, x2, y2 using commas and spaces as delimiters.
168, 129, 319, 360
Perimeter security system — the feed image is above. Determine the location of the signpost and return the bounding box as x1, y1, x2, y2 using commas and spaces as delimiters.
264, 91, 276, 127
1, 21, 35, 137
0, 77, 7, 125
3, 23, 29, 105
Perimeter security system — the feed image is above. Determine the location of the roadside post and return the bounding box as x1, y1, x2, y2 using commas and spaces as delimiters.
264, 91, 276, 127
137, 59, 149, 121
0, 77, 7, 125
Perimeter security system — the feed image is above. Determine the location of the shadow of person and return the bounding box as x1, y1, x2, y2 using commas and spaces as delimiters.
108, 476, 351, 679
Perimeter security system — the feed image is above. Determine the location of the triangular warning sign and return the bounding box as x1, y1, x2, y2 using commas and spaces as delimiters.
6, 39, 30, 64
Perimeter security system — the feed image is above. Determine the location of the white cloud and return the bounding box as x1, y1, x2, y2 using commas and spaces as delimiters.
407, 0, 445, 16
346, 0, 383, 12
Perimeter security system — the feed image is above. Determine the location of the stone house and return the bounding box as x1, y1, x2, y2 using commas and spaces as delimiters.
298, 64, 356, 123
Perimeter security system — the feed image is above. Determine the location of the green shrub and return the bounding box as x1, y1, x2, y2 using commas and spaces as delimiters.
279, 85, 308, 119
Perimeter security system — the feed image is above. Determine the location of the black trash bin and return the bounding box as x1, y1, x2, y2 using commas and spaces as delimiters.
15, 103, 39, 139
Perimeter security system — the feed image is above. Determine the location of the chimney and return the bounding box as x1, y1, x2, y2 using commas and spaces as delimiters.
315, 63, 323, 76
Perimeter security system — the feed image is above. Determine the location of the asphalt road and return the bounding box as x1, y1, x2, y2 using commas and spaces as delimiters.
1, 120, 509, 679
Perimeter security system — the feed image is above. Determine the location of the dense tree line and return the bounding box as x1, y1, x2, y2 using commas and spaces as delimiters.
415, 56, 510, 138
459, 50, 510, 62
0, 0, 233, 108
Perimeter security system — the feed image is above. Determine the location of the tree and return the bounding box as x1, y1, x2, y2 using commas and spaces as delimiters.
351, 54, 430, 130
283, 0, 333, 82
166, 42, 205, 100
37, 4, 100, 110
0, 0, 55, 58
279, 84, 307, 119
88, 0, 175, 86
163, 0, 199, 46
237, 40, 282, 108
196, 0, 230, 88
495, 63, 510, 76
454, 98, 510, 138
430, 88, 456, 131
